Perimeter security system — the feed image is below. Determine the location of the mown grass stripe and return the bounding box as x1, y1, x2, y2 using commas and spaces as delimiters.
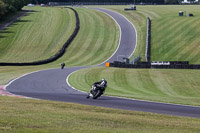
150, 70, 179, 97
63, 9, 90, 61
69, 67, 200, 106
87, 12, 118, 65
105, 5, 200, 64
77, 11, 105, 66
72, 10, 103, 65
59, 8, 119, 66
152, 17, 199, 61
134, 70, 163, 95
81, 9, 118, 66
152, 18, 188, 50
0, 7, 76, 63
65, 9, 99, 65
137, 9, 161, 19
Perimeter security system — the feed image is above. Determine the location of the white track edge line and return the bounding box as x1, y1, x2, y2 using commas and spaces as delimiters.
66, 69, 88, 94
4, 68, 58, 98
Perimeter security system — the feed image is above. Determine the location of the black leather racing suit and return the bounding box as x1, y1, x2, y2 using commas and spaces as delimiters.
93, 80, 107, 94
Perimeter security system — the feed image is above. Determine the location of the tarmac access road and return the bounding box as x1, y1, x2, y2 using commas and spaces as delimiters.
6, 8, 200, 119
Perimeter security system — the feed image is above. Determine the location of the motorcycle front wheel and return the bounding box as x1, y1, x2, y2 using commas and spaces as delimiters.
93, 90, 101, 99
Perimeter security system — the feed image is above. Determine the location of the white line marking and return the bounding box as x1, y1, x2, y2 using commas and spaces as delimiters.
66, 68, 88, 94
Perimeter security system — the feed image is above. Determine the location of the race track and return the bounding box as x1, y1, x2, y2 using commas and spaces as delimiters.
6, 8, 200, 118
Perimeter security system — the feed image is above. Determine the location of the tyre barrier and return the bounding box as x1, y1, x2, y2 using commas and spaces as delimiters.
109, 61, 200, 69
151, 64, 200, 69
110, 61, 151, 69
145, 17, 151, 63
0, 7, 80, 66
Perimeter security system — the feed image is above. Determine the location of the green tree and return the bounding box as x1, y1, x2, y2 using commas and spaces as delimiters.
0, 0, 7, 19
0, 0, 30, 20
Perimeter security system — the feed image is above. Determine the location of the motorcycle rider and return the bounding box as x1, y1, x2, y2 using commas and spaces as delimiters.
86, 78, 107, 99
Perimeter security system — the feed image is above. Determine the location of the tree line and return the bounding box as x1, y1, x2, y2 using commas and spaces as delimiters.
0, 0, 30, 20
1, 0, 199, 20
31, 0, 165, 4
30, 0, 200, 4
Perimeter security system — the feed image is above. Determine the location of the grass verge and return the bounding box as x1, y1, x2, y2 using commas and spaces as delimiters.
0, 96, 200, 132
69, 67, 200, 106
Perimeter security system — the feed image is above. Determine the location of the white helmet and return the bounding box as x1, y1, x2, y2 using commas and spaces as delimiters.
102, 78, 106, 81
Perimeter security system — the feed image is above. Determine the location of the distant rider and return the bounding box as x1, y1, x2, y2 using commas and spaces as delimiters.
61, 62, 65, 69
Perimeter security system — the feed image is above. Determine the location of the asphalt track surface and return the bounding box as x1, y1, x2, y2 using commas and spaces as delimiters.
6, 8, 200, 118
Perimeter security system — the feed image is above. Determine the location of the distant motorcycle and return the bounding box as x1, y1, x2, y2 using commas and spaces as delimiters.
86, 79, 107, 99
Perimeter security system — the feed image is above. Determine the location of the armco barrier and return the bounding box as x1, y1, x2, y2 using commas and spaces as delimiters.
0, 7, 79, 66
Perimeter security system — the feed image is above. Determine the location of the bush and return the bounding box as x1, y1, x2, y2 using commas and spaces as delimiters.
0, 0, 30, 20
0, 0, 7, 19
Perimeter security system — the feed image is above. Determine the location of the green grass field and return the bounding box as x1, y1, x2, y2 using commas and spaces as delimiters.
0, 5, 200, 132
1, 96, 200, 133
101, 5, 200, 64
68, 5, 200, 106
0, 7, 119, 66
69, 67, 200, 106
54, 7, 119, 66
0, 6, 119, 84
136, 5, 200, 64
0, 6, 76, 62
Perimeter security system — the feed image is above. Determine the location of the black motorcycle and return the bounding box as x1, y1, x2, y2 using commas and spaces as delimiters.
86, 85, 104, 99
